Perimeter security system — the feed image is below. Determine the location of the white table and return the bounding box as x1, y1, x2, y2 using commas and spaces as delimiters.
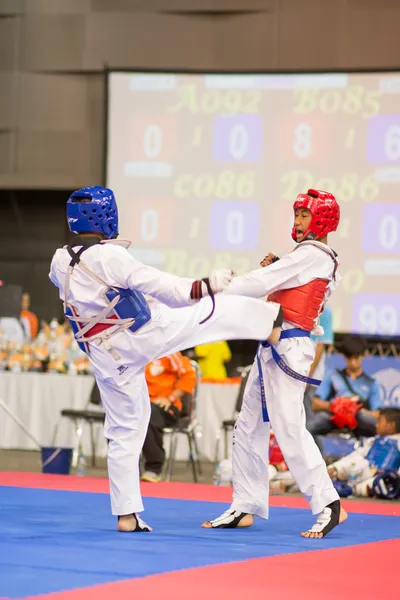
0, 372, 239, 463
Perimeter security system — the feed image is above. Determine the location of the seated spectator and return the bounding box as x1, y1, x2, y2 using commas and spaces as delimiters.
304, 305, 333, 426
141, 352, 197, 483
328, 408, 400, 498
309, 335, 381, 446
194, 341, 231, 379
20, 292, 39, 341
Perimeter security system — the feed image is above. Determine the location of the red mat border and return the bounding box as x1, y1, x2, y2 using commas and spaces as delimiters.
23, 539, 399, 600
0, 472, 399, 516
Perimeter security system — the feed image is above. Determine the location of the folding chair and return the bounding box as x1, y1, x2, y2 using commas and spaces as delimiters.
214, 364, 252, 466
52, 379, 105, 468
163, 360, 202, 483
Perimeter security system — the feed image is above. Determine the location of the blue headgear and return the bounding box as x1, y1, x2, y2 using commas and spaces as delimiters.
333, 481, 353, 498
372, 470, 400, 500
66, 186, 118, 239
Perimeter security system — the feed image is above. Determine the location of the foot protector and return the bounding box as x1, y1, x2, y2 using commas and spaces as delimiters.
207, 510, 249, 529
118, 513, 152, 532
273, 305, 284, 328
305, 500, 341, 538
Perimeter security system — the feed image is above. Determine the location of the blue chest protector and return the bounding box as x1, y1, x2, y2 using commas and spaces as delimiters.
366, 437, 400, 472
65, 236, 151, 353
105, 287, 151, 332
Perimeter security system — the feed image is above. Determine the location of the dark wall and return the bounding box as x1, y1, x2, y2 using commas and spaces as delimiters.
1, 1, 400, 189
0, 189, 70, 322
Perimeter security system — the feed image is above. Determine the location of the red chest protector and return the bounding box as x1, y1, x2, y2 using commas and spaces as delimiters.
267, 241, 338, 332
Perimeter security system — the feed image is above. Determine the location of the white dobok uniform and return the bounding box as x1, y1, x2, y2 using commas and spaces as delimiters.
49, 241, 279, 516
222, 241, 340, 517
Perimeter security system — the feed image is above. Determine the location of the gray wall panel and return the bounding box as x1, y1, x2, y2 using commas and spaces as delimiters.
24, 0, 91, 14
0, 0, 399, 189
21, 15, 84, 71
0, 0, 24, 15
18, 74, 87, 131
0, 16, 20, 71
0, 73, 17, 129
83, 12, 215, 70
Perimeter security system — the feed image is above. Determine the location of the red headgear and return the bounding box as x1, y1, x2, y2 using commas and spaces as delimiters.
292, 189, 340, 242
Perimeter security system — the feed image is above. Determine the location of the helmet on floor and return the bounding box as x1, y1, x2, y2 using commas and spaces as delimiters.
292, 189, 340, 242
66, 186, 118, 239
333, 481, 353, 498
372, 470, 400, 500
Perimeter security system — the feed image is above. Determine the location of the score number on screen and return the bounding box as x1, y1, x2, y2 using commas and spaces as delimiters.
352, 294, 400, 336
362, 205, 400, 253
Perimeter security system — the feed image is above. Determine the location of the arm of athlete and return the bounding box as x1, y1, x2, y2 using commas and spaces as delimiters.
224, 245, 320, 299
104, 246, 233, 308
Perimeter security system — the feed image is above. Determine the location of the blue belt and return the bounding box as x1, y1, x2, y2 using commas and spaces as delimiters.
256, 328, 322, 422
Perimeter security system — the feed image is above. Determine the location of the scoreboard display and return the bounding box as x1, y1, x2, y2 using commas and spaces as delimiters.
106, 71, 400, 336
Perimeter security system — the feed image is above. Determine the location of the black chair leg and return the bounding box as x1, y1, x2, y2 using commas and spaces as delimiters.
192, 430, 202, 475
187, 433, 198, 483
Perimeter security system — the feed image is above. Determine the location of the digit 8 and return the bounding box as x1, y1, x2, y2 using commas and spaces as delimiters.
342, 86, 364, 115
215, 171, 236, 198
336, 173, 358, 202
293, 123, 312, 159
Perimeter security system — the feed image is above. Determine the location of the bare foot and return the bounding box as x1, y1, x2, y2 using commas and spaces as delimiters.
117, 514, 152, 532
201, 512, 254, 529
301, 505, 347, 539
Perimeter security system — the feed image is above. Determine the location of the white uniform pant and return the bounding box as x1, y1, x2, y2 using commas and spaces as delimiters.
231, 342, 339, 517
93, 294, 279, 516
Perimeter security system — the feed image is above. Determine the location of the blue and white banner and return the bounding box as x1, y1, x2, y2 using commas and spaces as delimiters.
326, 355, 400, 407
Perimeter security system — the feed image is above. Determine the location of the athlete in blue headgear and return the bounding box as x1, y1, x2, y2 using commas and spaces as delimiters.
49, 186, 282, 533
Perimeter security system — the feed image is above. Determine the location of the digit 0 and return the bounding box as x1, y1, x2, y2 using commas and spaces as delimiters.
226, 211, 245, 245
229, 124, 249, 159
143, 125, 162, 158
141, 209, 158, 242
319, 90, 341, 114
201, 90, 221, 114
379, 214, 398, 250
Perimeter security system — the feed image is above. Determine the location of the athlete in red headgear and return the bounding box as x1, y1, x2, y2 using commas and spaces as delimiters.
202, 189, 347, 538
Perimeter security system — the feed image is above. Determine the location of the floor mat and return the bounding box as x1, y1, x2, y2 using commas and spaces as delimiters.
1, 486, 399, 598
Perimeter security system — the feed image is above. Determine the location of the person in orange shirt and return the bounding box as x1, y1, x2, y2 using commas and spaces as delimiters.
141, 352, 197, 482
20, 292, 39, 340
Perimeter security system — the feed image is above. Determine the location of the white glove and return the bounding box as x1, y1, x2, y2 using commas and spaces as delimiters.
207, 269, 234, 294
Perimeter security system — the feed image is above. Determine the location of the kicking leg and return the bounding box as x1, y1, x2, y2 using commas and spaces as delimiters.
96, 373, 153, 532
154, 295, 281, 361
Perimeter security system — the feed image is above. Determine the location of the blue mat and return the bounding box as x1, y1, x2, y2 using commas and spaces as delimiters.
0, 487, 399, 598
